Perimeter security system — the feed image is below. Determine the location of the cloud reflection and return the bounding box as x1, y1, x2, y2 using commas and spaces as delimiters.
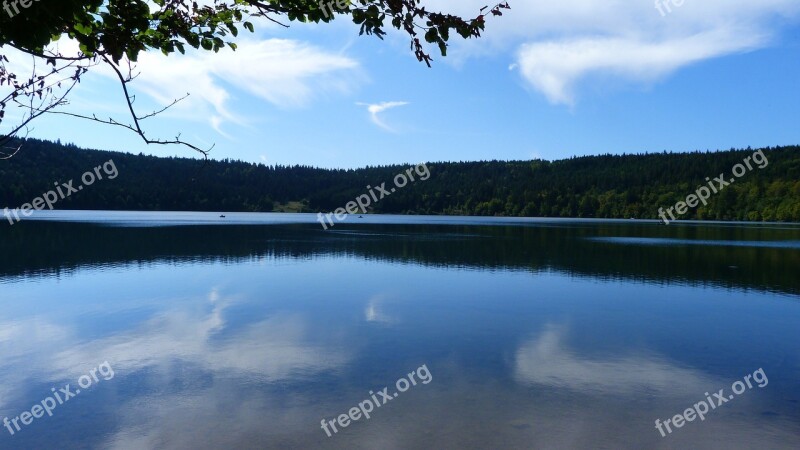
0, 288, 351, 412
58, 289, 350, 382
514, 325, 712, 395
364, 295, 393, 324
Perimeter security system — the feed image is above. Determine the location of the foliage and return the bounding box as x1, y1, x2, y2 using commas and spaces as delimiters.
2, 139, 799, 222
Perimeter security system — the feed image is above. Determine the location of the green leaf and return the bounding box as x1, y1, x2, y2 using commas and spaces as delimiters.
74, 23, 93, 35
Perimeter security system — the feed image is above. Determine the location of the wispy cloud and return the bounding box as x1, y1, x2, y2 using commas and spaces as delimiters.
516, 29, 765, 105
357, 101, 409, 132
430, 0, 800, 104
90, 39, 361, 131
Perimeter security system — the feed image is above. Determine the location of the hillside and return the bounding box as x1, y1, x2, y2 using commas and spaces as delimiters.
1, 139, 799, 221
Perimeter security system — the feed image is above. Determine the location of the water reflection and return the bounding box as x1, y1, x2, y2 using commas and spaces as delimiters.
3, 218, 800, 294
364, 295, 394, 324
0, 216, 798, 449
514, 324, 712, 395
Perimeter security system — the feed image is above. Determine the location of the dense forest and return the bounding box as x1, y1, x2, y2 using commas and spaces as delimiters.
1, 138, 799, 221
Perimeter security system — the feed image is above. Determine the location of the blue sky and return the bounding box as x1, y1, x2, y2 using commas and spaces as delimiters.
7, 0, 800, 168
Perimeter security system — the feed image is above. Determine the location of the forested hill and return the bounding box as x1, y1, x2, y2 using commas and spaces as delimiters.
2, 139, 799, 221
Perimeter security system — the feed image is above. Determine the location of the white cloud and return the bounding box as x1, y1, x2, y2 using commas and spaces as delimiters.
516, 29, 765, 105
3, 37, 362, 135
357, 101, 409, 132
429, 0, 800, 104
103, 39, 361, 130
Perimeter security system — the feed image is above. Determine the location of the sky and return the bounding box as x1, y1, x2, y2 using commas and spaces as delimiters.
5, 0, 800, 168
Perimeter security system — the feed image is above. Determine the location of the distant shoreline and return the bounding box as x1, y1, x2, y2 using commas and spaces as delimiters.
2, 138, 800, 223
13, 210, 800, 228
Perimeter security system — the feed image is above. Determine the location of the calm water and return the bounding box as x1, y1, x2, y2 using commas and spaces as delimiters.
1, 212, 799, 449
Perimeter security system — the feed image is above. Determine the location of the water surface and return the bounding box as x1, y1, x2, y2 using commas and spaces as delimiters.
1, 212, 798, 449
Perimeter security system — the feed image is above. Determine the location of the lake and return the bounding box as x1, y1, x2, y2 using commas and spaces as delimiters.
1, 212, 799, 449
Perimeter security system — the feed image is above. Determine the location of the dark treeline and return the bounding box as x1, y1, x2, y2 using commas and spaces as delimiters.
1, 138, 799, 221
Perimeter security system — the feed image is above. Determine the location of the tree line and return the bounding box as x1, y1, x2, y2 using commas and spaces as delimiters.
1, 138, 799, 222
